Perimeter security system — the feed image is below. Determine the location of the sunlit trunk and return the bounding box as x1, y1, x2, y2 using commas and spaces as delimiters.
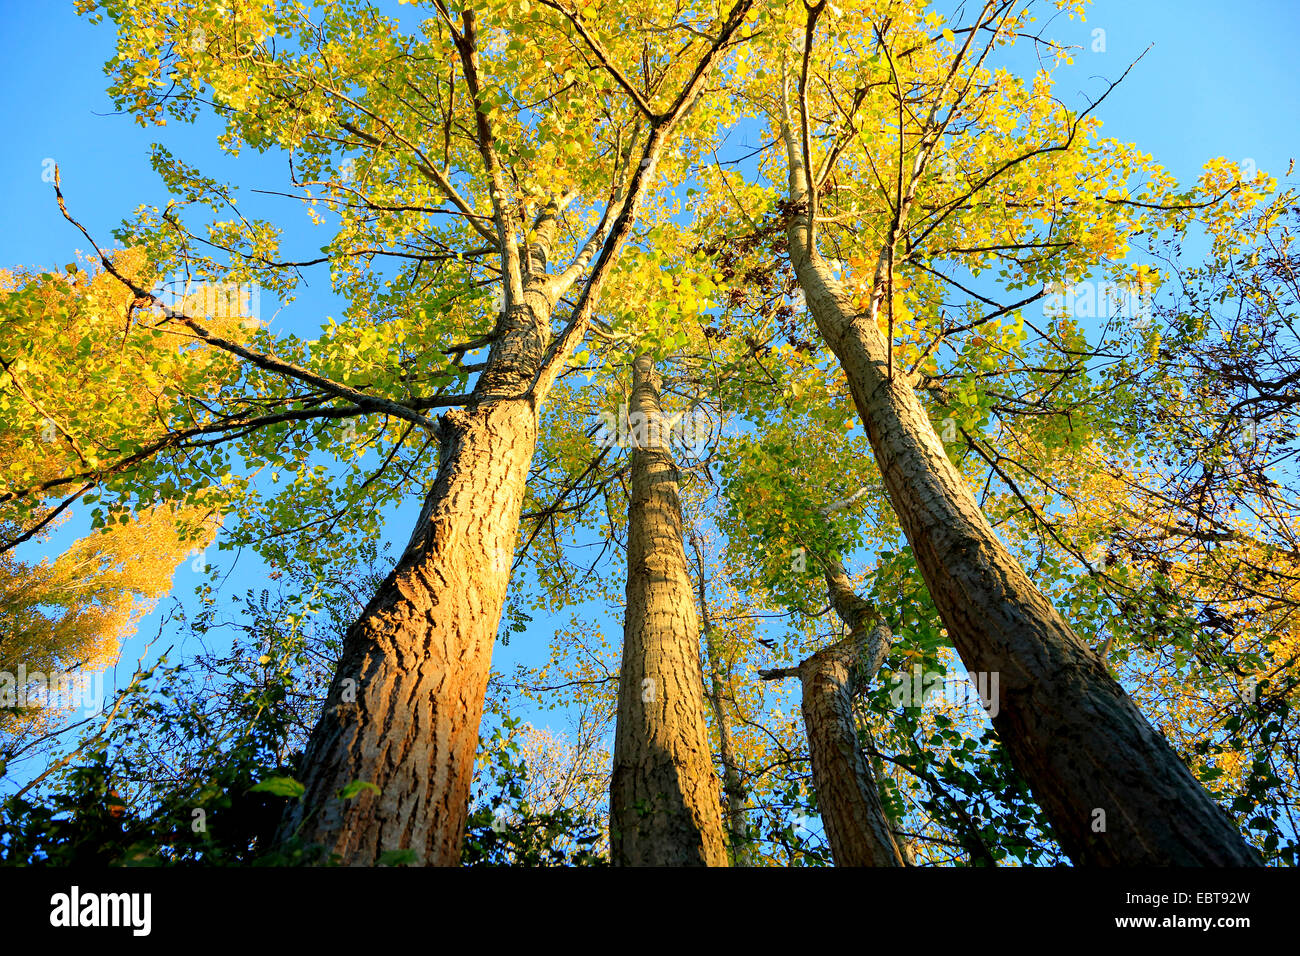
782, 133, 1260, 865
281, 301, 548, 866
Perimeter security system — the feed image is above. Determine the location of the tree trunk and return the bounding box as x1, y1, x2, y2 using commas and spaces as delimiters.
779, 120, 1260, 865
611, 354, 729, 866
707, 652, 750, 863
763, 561, 908, 866
272, 0, 753, 866
797, 638, 907, 867
280, 294, 551, 866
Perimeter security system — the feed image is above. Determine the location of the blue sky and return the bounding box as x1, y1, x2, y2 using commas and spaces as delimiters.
1, 0, 1297, 800
4, 0, 1297, 268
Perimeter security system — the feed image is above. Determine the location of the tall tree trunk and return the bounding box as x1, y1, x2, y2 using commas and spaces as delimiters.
763, 560, 908, 867
706, 643, 750, 863
280, 295, 551, 866
611, 354, 729, 866
273, 0, 753, 866
778, 102, 1260, 865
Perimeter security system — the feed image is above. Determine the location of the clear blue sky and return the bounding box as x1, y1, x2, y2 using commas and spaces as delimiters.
1, 0, 1297, 789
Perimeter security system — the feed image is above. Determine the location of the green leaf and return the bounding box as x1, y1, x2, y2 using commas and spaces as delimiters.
339, 780, 381, 800
249, 776, 305, 798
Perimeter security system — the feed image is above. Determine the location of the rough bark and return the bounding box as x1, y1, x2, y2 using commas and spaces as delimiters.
610, 354, 729, 866
778, 94, 1260, 865
763, 561, 908, 867
280, 290, 552, 866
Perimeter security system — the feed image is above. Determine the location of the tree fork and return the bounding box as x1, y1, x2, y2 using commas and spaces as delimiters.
762, 560, 909, 867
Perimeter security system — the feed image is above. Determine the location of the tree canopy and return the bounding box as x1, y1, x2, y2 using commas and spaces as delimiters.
1, 0, 1295, 868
